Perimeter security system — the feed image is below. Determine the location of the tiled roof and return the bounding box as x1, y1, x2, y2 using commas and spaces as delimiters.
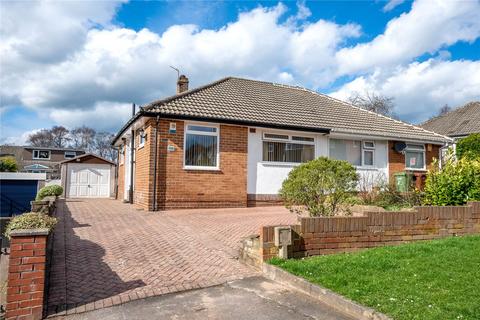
115, 77, 451, 144
420, 101, 480, 137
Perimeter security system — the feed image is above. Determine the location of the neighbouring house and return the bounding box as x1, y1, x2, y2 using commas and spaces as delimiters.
60, 153, 116, 198
112, 76, 452, 211
420, 101, 480, 140
0, 172, 46, 217
0, 146, 85, 180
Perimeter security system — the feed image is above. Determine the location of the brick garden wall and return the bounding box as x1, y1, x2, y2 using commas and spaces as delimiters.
388, 141, 440, 189
259, 202, 480, 261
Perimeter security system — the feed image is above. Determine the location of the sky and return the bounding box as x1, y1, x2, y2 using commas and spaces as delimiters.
1, 0, 479, 145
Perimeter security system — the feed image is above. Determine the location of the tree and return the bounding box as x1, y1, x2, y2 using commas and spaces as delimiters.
0, 156, 18, 172
280, 157, 359, 216
70, 126, 96, 151
27, 129, 54, 147
50, 126, 70, 148
348, 91, 395, 117
93, 132, 117, 161
438, 104, 451, 116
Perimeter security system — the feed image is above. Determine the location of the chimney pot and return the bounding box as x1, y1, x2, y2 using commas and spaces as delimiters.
177, 75, 189, 94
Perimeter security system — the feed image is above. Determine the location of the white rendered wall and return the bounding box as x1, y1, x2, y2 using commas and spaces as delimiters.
247, 128, 389, 195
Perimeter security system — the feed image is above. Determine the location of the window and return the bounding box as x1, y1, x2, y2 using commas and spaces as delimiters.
329, 139, 377, 167
64, 151, 76, 159
184, 124, 219, 169
362, 141, 375, 166
329, 139, 362, 166
405, 144, 425, 170
138, 129, 146, 148
262, 133, 315, 163
33, 150, 50, 160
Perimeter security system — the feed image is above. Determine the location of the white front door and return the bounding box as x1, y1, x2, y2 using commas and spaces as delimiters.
68, 164, 111, 198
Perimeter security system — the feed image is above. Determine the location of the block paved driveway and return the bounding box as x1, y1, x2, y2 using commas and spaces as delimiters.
47, 199, 297, 316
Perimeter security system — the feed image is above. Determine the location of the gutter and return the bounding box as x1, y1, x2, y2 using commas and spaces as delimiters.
152, 115, 160, 211
129, 104, 135, 204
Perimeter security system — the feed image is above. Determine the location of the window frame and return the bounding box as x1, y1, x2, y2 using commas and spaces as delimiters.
33, 150, 51, 160
262, 131, 315, 164
183, 122, 220, 171
138, 129, 146, 149
362, 141, 375, 167
64, 151, 76, 159
404, 143, 426, 171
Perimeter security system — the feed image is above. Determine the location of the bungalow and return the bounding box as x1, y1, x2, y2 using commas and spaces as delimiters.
112, 76, 451, 211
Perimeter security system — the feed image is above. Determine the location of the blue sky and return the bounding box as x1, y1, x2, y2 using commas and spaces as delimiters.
1, 0, 479, 144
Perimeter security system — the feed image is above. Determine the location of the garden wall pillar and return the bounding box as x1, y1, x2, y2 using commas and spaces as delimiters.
6, 229, 49, 320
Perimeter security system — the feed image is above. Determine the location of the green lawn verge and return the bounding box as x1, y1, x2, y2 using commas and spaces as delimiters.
270, 235, 480, 320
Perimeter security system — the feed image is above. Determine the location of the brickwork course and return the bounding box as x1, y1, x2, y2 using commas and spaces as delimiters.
260, 202, 480, 261
46, 199, 296, 316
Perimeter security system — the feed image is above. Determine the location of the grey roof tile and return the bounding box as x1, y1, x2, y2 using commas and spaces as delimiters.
420, 101, 480, 137
127, 77, 450, 144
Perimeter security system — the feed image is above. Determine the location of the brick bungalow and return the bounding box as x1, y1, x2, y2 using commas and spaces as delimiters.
112, 76, 452, 211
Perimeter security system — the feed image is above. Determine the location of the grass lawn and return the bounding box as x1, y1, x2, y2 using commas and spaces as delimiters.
270, 235, 480, 320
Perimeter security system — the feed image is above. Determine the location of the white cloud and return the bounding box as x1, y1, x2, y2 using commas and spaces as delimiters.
330, 59, 480, 123
1, 129, 43, 146
336, 0, 480, 75
383, 0, 405, 12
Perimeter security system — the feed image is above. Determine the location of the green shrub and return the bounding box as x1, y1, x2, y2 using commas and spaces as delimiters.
374, 183, 423, 209
36, 185, 63, 200
0, 156, 18, 172
280, 157, 358, 216
4, 212, 57, 239
423, 157, 480, 206
456, 133, 480, 160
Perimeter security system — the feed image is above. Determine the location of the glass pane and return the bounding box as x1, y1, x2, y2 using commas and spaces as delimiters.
364, 141, 375, 148
187, 125, 216, 132
38, 151, 49, 159
329, 139, 361, 166
292, 136, 314, 142
406, 144, 424, 151
364, 150, 374, 166
185, 134, 217, 167
405, 151, 424, 169
264, 133, 289, 140
262, 142, 314, 163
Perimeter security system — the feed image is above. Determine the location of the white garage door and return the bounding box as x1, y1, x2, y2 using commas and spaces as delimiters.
67, 164, 111, 198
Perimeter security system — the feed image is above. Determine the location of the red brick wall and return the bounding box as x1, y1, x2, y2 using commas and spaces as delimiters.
6, 232, 48, 320
153, 119, 248, 209
388, 141, 441, 189
259, 202, 480, 261
133, 125, 154, 210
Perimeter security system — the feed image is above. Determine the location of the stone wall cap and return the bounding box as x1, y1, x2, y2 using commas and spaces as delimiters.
10, 228, 50, 236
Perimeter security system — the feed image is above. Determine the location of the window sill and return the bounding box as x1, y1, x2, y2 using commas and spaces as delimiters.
355, 166, 378, 171
183, 166, 221, 171
405, 168, 427, 172
137, 144, 145, 150
260, 161, 302, 167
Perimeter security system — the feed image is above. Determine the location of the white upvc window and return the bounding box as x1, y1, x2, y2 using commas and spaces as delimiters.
329, 139, 376, 167
33, 150, 50, 160
119, 145, 125, 165
405, 143, 426, 170
362, 141, 375, 166
138, 129, 146, 148
184, 123, 219, 170
64, 151, 76, 159
262, 132, 315, 163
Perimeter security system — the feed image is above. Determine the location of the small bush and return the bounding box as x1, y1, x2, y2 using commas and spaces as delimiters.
36, 185, 63, 200
456, 133, 480, 160
280, 157, 358, 216
423, 157, 480, 206
374, 183, 423, 209
4, 212, 57, 239
0, 156, 18, 172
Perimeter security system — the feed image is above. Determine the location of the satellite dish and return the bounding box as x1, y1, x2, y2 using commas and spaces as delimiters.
394, 142, 407, 153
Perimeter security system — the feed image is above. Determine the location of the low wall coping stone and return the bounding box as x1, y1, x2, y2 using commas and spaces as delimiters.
10, 228, 50, 236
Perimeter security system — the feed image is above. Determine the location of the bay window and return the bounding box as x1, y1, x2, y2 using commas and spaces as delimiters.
184, 124, 219, 169
405, 144, 425, 170
262, 133, 314, 163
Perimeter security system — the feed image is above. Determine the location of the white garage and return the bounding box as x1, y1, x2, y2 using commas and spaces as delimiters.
61, 154, 116, 198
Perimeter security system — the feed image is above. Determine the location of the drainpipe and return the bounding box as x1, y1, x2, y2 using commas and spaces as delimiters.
152, 115, 160, 211
129, 103, 135, 204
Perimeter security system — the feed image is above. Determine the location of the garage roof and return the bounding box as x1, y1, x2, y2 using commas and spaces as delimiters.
61, 153, 116, 165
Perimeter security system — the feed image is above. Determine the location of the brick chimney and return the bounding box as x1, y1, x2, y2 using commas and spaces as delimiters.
176, 75, 189, 94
